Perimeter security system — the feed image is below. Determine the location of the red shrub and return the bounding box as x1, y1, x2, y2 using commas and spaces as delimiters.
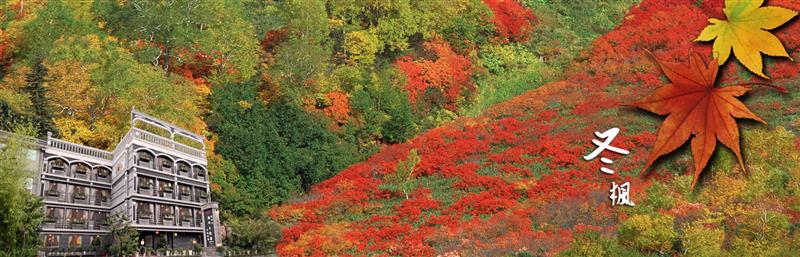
482, 0, 537, 41
395, 39, 474, 111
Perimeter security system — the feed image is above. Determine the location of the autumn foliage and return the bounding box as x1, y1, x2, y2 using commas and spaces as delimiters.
271, 0, 800, 255
483, 0, 537, 41
395, 39, 475, 111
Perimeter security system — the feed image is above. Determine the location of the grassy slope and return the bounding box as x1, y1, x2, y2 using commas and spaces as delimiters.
467, 0, 640, 115
270, 0, 800, 256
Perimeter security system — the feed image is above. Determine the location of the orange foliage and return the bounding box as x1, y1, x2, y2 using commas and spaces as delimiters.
395, 39, 474, 111
305, 91, 351, 126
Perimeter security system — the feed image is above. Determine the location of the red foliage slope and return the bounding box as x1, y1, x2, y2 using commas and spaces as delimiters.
270, 0, 800, 256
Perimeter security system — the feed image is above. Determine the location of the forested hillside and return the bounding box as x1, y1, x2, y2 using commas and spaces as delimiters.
0, 0, 636, 222
268, 0, 800, 256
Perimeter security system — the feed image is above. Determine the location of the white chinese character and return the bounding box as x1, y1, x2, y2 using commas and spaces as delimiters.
609, 182, 635, 207
584, 128, 629, 174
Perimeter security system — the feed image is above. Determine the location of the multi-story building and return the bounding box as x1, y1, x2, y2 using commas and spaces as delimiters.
9, 109, 221, 255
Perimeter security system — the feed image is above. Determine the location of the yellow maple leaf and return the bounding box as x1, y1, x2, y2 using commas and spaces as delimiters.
695, 0, 797, 78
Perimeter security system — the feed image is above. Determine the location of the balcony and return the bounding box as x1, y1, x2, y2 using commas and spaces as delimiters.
137, 152, 155, 169
43, 190, 110, 207
159, 157, 174, 173
195, 191, 208, 203
48, 159, 67, 176
131, 128, 205, 160
178, 189, 193, 202
72, 164, 90, 180
194, 168, 207, 181
71, 191, 89, 205
177, 163, 191, 177
47, 136, 113, 161
158, 184, 176, 199
154, 213, 177, 226
137, 212, 154, 225
95, 168, 112, 183
138, 179, 156, 196
41, 218, 109, 231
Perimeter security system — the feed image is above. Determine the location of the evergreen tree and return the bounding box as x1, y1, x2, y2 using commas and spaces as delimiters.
22, 60, 57, 138
107, 213, 138, 257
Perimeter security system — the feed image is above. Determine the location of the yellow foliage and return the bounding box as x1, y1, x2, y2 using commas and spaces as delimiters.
53, 117, 93, 144
43, 60, 97, 119
681, 223, 725, 257
0, 65, 32, 113
618, 214, 677, 254
697, 171, 747, 213
344, 30, 381, 65
290, 222, 356, 255
730, 211, 793, 256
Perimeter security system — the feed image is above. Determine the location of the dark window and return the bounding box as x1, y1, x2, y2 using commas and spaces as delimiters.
178, 162, 190, 174
137, 151, 154, 168
74, 163, 89, 174
44, 208, 59, 223
137, 202, 152, 219
159, 157, 173, 171
46, 183, 60, 196
72, 186, 86, 200
96, 168, 110, 178
50, 159, 66, 172
138, 177, 153, 190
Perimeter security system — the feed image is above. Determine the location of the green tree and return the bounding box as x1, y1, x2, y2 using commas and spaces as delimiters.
380, 149, 420, 199
95, 0, 260, 82
208, 82, 362, 216
23, 60, 57, 138
0, 125, 44, 256
269, 0, 330, 100
226, 217, 282, 251
10, 0, 98, 61
107, 213, 138, 257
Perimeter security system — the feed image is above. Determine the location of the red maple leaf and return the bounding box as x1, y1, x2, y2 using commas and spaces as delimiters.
630, 52, 765, 188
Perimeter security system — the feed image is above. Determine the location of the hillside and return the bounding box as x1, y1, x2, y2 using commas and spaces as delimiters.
269, 1, 800, 256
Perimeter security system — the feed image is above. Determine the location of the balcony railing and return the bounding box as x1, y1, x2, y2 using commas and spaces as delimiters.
132, 128, 205, 160
47, 137, 113, 161
137, 216, 201, 228
41, 218, 109, 230
44, 191, 111, 207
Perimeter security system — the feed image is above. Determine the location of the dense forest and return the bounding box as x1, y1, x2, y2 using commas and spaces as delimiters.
0, 0, 635, 221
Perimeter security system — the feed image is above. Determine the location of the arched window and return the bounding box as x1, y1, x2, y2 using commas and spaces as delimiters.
136, 151, 155, 168
158, 156, 174, 172
177, 162, 191, 176
72, 163, 90, 176
49, 159, 67, 173
96, 167, 111, 179
194, 166, 206, 179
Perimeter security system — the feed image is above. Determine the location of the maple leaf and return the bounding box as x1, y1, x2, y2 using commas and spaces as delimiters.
630, 52, 764, 188
695, 0, 798, 79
